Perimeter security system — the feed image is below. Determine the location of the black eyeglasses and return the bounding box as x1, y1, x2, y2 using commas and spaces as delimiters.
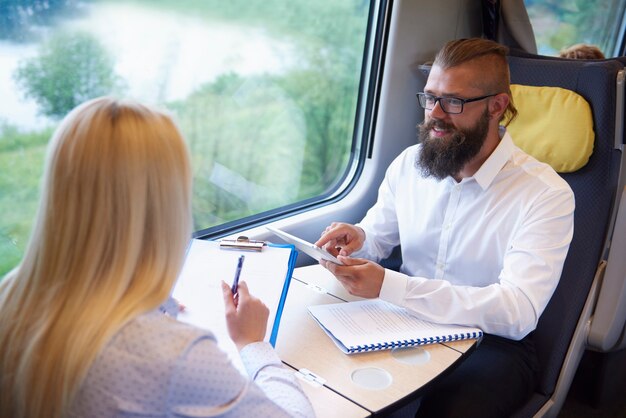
416, 92, 497, 114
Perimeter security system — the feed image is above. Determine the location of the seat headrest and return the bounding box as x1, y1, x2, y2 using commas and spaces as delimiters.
507, 84, 594, 173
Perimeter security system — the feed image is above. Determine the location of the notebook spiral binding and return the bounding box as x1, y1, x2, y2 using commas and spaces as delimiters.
349, 331, 482, 353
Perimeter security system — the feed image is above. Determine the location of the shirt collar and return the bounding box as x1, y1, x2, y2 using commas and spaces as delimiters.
472, 128, 515, 190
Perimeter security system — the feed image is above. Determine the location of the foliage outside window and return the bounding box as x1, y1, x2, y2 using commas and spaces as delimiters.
524, 0, 626, 56
0, 0, 372, 277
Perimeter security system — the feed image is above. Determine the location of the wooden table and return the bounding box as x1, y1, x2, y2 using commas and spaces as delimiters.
275, 265, 478, 417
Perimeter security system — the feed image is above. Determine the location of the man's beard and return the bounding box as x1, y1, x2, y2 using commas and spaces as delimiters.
416, 108, 490, 180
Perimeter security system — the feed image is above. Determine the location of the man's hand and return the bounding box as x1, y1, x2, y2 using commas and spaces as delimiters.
315, 222, 366, 257
320, 256, 385, 298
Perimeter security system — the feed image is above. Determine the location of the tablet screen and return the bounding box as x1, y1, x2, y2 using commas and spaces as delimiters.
266, 226, 343, 265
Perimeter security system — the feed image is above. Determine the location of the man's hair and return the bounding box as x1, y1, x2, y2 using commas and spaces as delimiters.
433, 38, 518, 126
559, 43, 605, 60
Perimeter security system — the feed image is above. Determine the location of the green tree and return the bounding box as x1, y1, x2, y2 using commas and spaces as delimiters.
170, 73, 308, 230
14, 31, 124, 119
526, 0, 622, 55
153, 0, 368, 230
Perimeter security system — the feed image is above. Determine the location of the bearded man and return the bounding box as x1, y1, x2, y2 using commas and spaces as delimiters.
315, 38, 575, 418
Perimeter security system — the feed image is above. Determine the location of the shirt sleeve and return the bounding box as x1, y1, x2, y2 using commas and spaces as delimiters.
379, 186, 575, 340
168, 336, 314, 418
240, 342, 315, 418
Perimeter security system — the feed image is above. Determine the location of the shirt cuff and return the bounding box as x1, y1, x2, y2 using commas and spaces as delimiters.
379, 268, 407, 306
240, 341, 283, 379
352, 224, 373, 259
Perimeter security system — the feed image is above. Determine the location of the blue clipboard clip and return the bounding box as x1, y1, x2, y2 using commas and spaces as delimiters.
219, 236, 266, 252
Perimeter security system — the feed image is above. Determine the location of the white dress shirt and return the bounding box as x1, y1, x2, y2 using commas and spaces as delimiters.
355, 132, 575, 340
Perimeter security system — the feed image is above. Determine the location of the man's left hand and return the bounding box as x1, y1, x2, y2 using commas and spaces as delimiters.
320, 256, 385, 298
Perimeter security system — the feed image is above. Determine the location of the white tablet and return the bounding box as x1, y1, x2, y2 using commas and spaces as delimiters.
266, 226, 344, 265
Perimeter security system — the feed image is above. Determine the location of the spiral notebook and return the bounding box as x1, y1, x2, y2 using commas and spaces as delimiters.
308, 298, 482, 354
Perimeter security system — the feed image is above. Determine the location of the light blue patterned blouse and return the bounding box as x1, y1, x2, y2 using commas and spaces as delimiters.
68, 299, 315, 417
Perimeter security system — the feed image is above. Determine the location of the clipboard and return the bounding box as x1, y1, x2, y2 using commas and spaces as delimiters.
173, 239, 297, 375
219, 236, 266, 252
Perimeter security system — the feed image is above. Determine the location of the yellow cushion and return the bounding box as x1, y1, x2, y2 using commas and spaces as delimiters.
507, 84, 594, 173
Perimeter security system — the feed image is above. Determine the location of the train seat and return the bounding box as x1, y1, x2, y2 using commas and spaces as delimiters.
586, 56, 626, 355
507, 54, 626, 417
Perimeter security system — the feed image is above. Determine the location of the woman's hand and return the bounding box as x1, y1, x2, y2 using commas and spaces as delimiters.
221, 281, 269, 350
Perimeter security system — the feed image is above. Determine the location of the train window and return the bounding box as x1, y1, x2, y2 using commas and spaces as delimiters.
0, 0, 377, 277
524, 0, 626, 56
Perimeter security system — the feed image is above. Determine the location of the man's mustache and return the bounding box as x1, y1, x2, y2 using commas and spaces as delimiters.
421, 118, 455, 131
420, 119, 466, 145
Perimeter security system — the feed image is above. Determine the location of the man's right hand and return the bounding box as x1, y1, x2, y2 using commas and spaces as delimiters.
315, 222, 366, 257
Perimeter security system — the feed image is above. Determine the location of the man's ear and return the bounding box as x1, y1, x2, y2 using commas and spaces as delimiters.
489, 93, 509, 120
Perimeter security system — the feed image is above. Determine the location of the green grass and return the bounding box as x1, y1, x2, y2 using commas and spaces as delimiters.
0, 127, 49, 277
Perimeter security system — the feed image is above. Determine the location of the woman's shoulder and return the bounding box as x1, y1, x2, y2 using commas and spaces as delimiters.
72, 312, 230, 416
109, 310, 218, 361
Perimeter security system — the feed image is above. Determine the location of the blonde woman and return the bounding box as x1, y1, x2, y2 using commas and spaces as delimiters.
0, 97, 314, 418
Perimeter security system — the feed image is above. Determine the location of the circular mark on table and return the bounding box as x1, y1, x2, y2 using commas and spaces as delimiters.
350, 367, 393, 390
391, 346, 431, 365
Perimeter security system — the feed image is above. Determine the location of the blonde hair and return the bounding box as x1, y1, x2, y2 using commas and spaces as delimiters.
0, 97, 192, 417
434, 38, 518, 126
559, 43, 605, 60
